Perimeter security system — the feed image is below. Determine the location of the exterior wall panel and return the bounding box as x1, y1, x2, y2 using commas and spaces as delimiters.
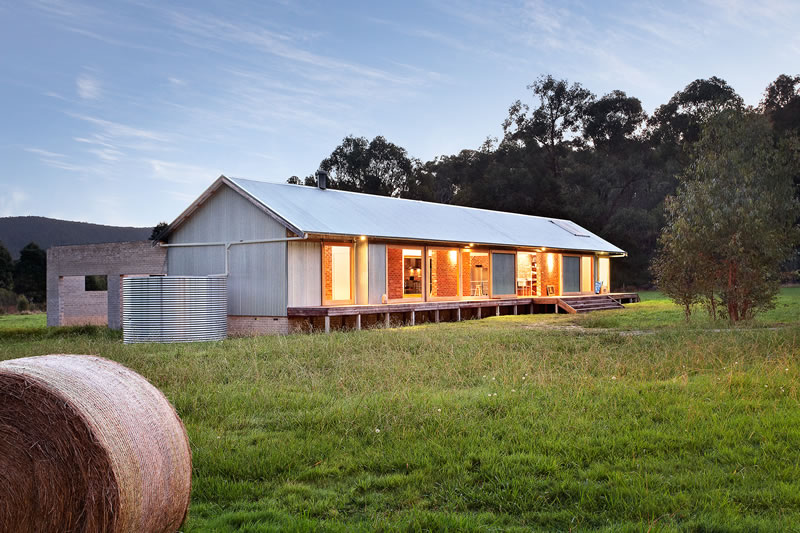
368, 243, 386, 304
168, 184, 289, 316
287, 241, 322, 307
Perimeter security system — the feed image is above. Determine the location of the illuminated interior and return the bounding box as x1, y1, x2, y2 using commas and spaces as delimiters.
516, 252, 538, 296
428, 248, 459, 298
461, 250, 489, 297
387, 247, 423, 299
597, 257, 610, 293
322, 244, 352, 303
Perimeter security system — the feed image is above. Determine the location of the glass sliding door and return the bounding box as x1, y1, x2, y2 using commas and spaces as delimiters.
387, 246, 423, 301
516, 252, 538, 296
428, 248, 460, 299
461, 250, 489, 298
322, 243, 353, 305
562, 255, 581, 294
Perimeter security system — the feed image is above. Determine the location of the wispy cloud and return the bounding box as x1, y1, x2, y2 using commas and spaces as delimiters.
76, 73, 101, 99
24, 147, 67, 158
68, 113, 169, 142
147, 159, 220, 185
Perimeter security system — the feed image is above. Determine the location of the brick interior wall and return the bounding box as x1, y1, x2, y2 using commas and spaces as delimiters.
539, 252, 561, 296
228, 316, 289, 336
431, 250, 458, 297
59, 275, 108, 326
387, 248, 404, 300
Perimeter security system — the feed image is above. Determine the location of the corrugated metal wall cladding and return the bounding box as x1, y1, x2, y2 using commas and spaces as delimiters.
287, 241, 321, 307
122, 277, 227, 343
368, 244, 386, 304
168, 183, 289, 316
170, 184, 287, 243
228, 242, 287, 316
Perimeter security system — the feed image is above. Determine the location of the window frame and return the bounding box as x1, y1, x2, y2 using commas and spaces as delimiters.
321, 241, 355, 306
426, 246, 462, 301
385, 245, 425, 303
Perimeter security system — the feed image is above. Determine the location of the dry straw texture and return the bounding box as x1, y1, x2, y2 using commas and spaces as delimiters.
0, 354, 192, 533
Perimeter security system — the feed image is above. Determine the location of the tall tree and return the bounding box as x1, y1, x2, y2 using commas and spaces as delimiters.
318, 135, 415, 197
503, 74, 594, 177
649, 76, 743, 146
13, 242, 47, 304
654, 110, 799, 321
583, 90, 647, 151
760, 74, 800, 135
0, 241, 13, 290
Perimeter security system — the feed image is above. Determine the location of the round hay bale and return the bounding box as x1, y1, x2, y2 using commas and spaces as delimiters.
0, 354, 192, 533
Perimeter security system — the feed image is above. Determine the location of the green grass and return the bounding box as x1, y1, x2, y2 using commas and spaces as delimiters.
0, 312, 46, 330
2, 291, 800, 531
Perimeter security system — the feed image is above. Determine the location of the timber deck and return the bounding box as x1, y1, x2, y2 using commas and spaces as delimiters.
288, 293, 640, 332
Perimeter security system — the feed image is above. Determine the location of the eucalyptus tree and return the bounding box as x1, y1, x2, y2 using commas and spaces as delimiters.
654, 110, 799, 321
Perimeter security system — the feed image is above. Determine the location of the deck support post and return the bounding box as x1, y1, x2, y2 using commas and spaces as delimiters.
410, 311, 415, 326
356, 314, 361, 331
385, 312, 390, 328
435, 310, 440, 323
555, 304, 559, 314
477, 307, 481, 319
496, 305, 500, 316
456, 308, 461, 321
530, 303, 534, 314
324, 316, 330, 333
513, 305, 518, 315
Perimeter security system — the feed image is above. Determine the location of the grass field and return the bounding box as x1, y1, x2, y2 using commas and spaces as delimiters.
2, 290, 800, 531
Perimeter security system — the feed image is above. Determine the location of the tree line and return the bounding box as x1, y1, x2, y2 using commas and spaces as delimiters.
0, 241, 46, 312
288, 74, 800, 288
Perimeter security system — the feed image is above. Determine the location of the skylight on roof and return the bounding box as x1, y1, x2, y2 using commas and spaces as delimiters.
550, 220, 590, 237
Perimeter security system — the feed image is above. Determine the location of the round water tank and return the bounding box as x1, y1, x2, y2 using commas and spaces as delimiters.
123, 276, 227, 343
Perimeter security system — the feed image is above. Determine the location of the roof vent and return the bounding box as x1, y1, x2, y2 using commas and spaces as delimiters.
316, 169, 328, 190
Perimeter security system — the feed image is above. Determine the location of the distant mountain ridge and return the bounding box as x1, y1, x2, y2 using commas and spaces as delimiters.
0, 216, 152, 259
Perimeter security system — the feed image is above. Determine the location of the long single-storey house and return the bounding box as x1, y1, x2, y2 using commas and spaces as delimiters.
157, 175, 634, 335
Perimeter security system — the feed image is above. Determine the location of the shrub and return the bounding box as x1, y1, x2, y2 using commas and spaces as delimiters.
16, 294, 30, 313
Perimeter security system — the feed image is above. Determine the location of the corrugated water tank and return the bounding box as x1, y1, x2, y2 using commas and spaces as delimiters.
123, 276, 227, 343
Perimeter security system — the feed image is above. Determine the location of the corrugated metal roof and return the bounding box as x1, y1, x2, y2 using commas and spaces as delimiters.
226, 177, 625, 254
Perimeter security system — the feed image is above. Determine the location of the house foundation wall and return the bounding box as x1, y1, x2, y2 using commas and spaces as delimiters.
228, 315, 290, 336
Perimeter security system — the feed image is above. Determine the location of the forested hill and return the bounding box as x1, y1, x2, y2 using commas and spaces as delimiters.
0, 216, 150, 259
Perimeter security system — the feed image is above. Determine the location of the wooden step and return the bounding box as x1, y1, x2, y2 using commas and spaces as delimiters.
557, 295, 624, 313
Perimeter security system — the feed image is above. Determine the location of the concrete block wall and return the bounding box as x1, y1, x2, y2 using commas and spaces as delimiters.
228, 316, 289, 336
59, 276, 108, 326
47, 241, 167, 329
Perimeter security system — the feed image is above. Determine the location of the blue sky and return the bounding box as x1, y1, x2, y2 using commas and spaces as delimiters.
1, 0, 798, 227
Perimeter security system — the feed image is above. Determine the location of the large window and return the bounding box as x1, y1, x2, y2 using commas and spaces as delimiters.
461, 250, 489, 298
491, 252, 516, 297
581, 256, 593, 293
428, 248, 460, 299
387, 246, 423, 301
597, 257, 610, 293
322, 243, 353, 304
